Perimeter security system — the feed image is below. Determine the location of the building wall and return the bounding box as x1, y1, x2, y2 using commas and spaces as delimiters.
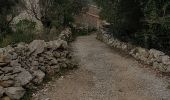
74, 5, 102, 29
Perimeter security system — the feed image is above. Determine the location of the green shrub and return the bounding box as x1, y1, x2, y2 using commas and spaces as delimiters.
0, 19, 36, 47
95, 0, 170, 54
15, 19, 36, 34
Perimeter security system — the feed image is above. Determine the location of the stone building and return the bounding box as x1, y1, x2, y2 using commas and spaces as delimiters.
74, 5, 102, 29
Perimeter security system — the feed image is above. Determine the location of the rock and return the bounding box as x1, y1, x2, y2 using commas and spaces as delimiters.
159, 65, 167, 72
53, 52, 61, 58
0, 80, 14, 88
31, 61, 39, 66
0, 74, 15, 81
0, 86, 4, 97
121, 44, 128, 50
32, 70, 45, 84
17, 42, 26, 49
5, 87, 25, 100
161, 55, 170, 65
51, 65, 60, 72
50, 58, 58, 65
149, 49, 165, 59
29, 40, 46, 55
39, 57, 44, 63
0, 52, 10, 67
15, 69, 33, 86
47, 40, 62, 49
1, 96, 11, 100
30, 61, 39, 70
0, 70, 3, 75
49, 39, 68, 49
153, 62, 166, 72
137, 47, 149, 58
46, 66, 56, 75
60, 63, 67, 68
129, 48, 137, 55
1, 67, 13, 73
10, 60, 21, 67
108, 39, 114, 45
166, 65, 170, 72
153, 62, 160, 69
12, 66, 22, 74
5, 46, 14, 54
10, 53, 18, 60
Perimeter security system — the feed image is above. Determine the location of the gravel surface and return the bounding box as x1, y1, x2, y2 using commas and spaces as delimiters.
32, 34, 170, 100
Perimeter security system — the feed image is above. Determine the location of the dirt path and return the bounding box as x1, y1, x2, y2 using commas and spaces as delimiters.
32, 34, 170, 100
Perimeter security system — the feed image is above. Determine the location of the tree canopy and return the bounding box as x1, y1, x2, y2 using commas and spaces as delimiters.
94, 0, 170, 53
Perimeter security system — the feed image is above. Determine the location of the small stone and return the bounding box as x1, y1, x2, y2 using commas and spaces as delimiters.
32, 61, 39, 66
161, 55, 170, 65
50, 58, 58, 65
0, 86, 4, 97
32, 70, 45, 84
0, 70, 3, 75
1, 67, 13, 73
5, 87, 25, 100
10, 60, 21, 67
0, 74, 14, 81
1, 96, 11, 100
0, 80, 14, 88
39, 57, 44, 63
53, 52, 61, 58
166, 65, 170, 72
153, 62, 161, 69
137, 47, 149, 58
11, 53, 18, 60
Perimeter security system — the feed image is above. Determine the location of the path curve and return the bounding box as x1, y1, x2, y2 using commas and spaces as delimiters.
33, 34, 170, 100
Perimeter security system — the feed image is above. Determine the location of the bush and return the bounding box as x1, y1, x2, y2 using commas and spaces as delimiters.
0, 19, 36, 47
95, 0, 170, 54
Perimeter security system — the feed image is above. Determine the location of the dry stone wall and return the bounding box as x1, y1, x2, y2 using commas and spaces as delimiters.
97, 29, 170, 73
0, 28, 76, 100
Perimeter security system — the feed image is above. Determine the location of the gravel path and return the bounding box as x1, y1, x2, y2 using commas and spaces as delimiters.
32, 34, 170, 100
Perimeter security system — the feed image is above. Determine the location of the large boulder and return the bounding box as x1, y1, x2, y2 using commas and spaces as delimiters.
149, 49, 165, 60
47, 39, 68, 50
15, 69, 33, 86
28, 40, 46, 55
5, 87, 25, 100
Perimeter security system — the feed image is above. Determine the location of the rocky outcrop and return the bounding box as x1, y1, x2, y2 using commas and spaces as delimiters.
0, 28, 76, 99
97, 28, 170, 73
